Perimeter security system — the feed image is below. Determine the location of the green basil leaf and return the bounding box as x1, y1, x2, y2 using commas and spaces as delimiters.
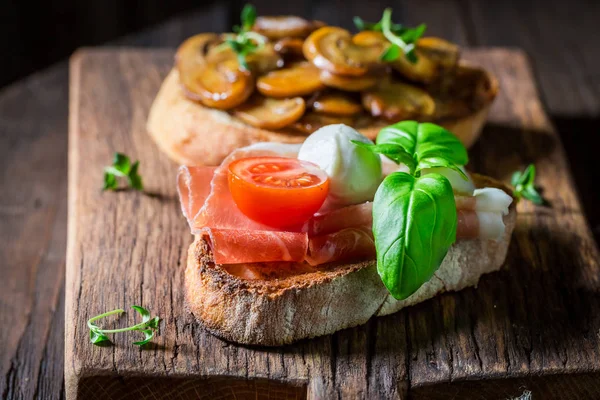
373, 172, 457, 299
380, 44, 401, 61
376, 121, 468, 168
351, 140, 416, 172
416, 156, 468, 180
133, 329, 154, 346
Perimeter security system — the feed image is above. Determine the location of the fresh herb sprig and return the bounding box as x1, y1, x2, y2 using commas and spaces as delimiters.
87, 306, 160, 346
221, 4, 267, 71
103, 153, 143, 191
511, 164, 546, 205
354, 8, 426, 63
354, 121, 468, 300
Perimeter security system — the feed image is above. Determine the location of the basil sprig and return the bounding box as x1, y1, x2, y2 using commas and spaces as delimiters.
356, 121, 468, 300
511, 164, 546, 205
87, 305, 160, 346
222, 4, 266, 71
354, 8, 426, 63
103, 153, 143, 191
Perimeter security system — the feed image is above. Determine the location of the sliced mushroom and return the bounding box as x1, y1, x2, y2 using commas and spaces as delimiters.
352, 31, 387, 47
252, 16, 325, 39
303, 27, 386, 76
319, 70, 378, 91
177, 34, 254, 110
393, 37, 460, 84
312, 92, 362, 116
273, 37, 305, 58
245, 43, 284, 74
257, 61, 325, 98
432, 63, 497, 119
362, 81, 436, 121
234, 95, 306, 130
291, 112, 354, 134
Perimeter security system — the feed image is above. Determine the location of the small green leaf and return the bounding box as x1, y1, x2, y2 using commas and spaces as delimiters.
405, 48, 418, 64
400, 23, 426, 43
128, 161, 143, 191
352, 140, 416, 173
145, 316, 160, 330
511, 170, 522, 187
511, 164, 546, 205
103, 153, 143, 191
90, 328, 111, 345
240, 4, 257, 32
103, 172, 117, 190
113, 153, 130, 173
380, 44, 401, 61
237, 52, 250, 71
416, 156, 468, 180
522, 185, 544, 205
353, 16, 367, 31
131, 305, 151, 323
133, 329, 154, 346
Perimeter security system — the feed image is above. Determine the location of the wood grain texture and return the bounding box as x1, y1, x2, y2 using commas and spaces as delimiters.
65, 48, 600, 399
0, 64, 68, 400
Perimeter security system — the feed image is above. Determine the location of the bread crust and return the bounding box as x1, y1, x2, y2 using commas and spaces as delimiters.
147, 67, 498, 166
185, 174, 516, 346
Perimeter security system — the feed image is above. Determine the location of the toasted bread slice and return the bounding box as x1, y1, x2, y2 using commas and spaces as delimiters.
147, 67, 497, 166
185, 175, 516, 346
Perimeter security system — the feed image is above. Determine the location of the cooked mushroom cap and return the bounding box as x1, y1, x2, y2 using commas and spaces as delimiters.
291, 111, 355, 134
392, 37, 460, 84
362, 81, 436, 121
257, 62, 325, 98
320, 70, 378, 91
312, 92, 363, 116
253, 16, 325, 39
245, 43, 284, 74
273, 37, 305, 58
234, 95, 306, 129
303, 26, 385, 77
177, 34, 254, 109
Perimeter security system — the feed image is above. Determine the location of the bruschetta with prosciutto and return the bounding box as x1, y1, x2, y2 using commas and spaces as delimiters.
178, 121, 515, 345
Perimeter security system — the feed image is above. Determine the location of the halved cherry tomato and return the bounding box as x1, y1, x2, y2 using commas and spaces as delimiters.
228, 157, 329, 228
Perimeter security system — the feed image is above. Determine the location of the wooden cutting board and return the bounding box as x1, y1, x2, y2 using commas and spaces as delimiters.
65, 48, 600, 399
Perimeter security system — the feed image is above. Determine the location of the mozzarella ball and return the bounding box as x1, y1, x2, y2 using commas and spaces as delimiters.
298, 124, 382, 205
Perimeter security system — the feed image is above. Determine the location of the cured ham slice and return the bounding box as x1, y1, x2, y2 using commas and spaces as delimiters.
304, 202, 373, 236
177, 143, 513, 265
207, 229, 307, 264
306, 227, 375, 266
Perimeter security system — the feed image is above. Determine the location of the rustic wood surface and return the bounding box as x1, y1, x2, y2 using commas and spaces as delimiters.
63, 48, 600, 399
2, 1, 600, 398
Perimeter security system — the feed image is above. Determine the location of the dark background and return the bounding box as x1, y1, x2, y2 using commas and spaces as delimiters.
2, 0, 598, 242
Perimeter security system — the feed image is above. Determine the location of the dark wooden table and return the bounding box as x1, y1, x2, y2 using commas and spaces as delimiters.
1, 1, 599, 398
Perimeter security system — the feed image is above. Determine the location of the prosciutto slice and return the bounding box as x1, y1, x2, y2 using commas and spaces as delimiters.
177, 143, 512, 265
